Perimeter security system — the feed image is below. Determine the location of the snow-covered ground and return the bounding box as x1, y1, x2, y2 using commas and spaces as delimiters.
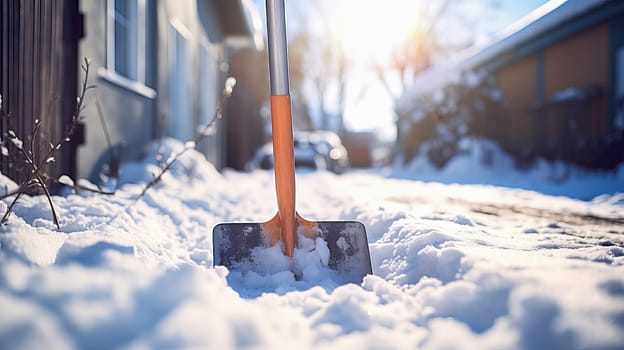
392, 138, 624, 201
1, 138, 623, 349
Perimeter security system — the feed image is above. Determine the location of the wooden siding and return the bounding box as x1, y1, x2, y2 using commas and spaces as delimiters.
543, 23, 609, 140
225, 48, 269, 170
496, 55, 537, 156
494, 22, 618, 167
0, 0, 81, 186
537, 23, 610, 165
544, 24, 609, 96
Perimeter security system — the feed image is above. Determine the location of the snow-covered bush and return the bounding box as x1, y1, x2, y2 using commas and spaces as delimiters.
398, 70, 624, 171
396, 71, 504, 168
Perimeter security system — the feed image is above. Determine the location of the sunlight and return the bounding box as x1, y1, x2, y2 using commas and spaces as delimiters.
326, 0, 432, 139
332, 0, 426, 64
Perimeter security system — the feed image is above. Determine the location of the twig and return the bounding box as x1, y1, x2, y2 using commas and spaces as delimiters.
36, 176, 60, 228
1, 58, 94, 229
93, 97, 120, 193
1, 183, 27, 223
62, 179, 116, 196
136, 77, 236, 200
95, 99, 114, 156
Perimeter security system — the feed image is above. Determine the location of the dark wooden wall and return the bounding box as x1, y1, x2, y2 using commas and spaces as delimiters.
0, 0, 82, 186
495, 22, 619, 168
226, 47, 269, 170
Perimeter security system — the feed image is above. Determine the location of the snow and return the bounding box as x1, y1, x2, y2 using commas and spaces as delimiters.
1, 138, 623, 349
392, 138, 624, 201
551, 87, 585, 102
223, 232, 342, 290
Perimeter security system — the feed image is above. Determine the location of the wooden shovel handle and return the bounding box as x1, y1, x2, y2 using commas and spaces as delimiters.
270, 95, 297, 256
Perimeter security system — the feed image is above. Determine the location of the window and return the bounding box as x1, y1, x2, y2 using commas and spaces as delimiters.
112, 0, 137, 79
168, 21, 192, 141
106, 0, 148, 85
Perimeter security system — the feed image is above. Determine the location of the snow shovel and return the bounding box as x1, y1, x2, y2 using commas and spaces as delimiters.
213, 0, 372, 283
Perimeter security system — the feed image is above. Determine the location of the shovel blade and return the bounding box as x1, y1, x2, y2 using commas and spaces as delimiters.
213, 221, 372, 284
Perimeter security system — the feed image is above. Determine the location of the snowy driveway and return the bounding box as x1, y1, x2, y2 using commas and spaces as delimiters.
1, 141, 623, 349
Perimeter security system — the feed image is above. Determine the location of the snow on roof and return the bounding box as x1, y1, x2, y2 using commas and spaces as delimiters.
462, 0, 609, 69
402, 0, 609, 100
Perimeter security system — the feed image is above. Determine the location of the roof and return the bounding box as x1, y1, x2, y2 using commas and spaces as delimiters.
402, 0, 612, 99
215, 0, 264, 50
461, 0, 609, 70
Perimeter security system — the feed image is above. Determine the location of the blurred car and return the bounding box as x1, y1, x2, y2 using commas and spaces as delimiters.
299, 131, 349, 174
246, 131, 349, 174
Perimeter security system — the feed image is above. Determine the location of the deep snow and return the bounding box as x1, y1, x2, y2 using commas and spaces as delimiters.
1, 138, 623, 349
391, 138, 624, 201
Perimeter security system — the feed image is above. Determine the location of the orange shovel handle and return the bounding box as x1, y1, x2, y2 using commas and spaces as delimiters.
270, 95, 297, 256
266, 0, 303, 257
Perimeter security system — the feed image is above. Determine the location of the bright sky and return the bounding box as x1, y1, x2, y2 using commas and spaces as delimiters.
331, 0, 428, 65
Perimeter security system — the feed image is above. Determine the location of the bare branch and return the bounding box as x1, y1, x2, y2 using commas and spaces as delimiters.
1, 57, 93, 229
94, 97, 120, 192
134, 77, 236, 201
35, 175, 60, 229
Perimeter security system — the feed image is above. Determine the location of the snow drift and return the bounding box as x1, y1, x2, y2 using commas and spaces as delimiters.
1, 138, 623, 349
392, 137, 624, 201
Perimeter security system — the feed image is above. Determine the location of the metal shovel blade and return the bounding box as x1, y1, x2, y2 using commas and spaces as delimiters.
213, 220, 372, 284
213, 0, 373, 285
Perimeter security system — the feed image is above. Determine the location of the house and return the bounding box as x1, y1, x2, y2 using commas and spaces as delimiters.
79, 0, 263, 180
225, 46, 270, 170
0, 0, 263, 186
343, 131, 392, 168
401, 0, 624, 169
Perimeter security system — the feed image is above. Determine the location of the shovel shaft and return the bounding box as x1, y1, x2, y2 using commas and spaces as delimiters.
267, 0, 296, 256
270, 96, 296, 256
266, 0, 289, 95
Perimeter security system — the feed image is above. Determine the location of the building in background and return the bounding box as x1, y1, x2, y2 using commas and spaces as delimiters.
225, 46, 269, 171
1, 0, 262, 186
79, 0, 263, 180
401, 0, 624, 169
343, 131, 392, 168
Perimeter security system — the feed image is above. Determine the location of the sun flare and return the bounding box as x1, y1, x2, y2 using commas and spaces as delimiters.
332, 0, 426, 64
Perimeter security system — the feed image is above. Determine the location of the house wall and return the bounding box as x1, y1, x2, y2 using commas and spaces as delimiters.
156, 0, 227, 169
496, 55, 537, 155
225, 47, 269, 170
494, 21, 613, 165
398, 1, 624, 169
543, 22, 609, 141
613, 14, 624, 134
78, 0, 158, 181
543, 23, 609, 97
78, 0, 229, 181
